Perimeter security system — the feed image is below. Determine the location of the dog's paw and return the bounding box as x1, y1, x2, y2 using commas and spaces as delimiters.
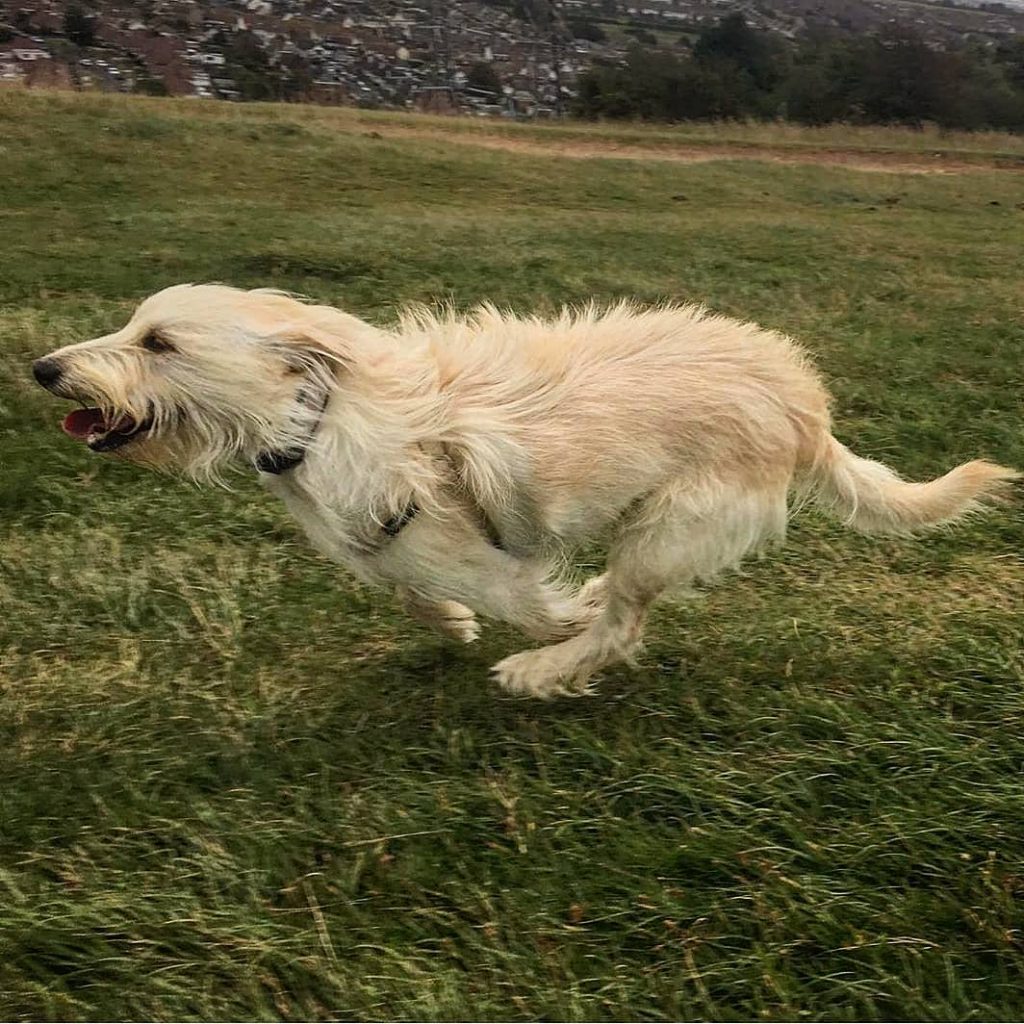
576, 573, 608, 612
406, 596, 481, 644
491, 649, 595, 699
442, 611, 482, 645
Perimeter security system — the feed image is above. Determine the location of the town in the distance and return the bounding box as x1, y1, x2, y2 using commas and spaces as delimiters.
3, 0, 1024, 117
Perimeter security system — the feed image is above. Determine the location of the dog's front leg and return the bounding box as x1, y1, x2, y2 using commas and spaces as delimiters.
374, 511, 594, 643
397, 587, 481, 645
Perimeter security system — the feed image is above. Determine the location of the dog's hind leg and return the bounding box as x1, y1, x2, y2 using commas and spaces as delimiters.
491, 478, 788, 698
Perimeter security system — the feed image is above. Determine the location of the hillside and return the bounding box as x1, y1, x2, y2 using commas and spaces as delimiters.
1, 92, 1023, 1021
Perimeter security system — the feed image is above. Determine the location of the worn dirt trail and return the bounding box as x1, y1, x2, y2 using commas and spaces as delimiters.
367, 124, 1024, 175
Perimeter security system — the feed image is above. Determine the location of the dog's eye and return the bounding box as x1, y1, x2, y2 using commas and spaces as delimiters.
141, 333, 175, 354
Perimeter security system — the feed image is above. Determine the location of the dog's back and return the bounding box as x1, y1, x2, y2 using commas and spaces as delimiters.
415, 302, 831, 539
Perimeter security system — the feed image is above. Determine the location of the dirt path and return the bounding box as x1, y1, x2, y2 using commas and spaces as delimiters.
368, 124, 1024, 175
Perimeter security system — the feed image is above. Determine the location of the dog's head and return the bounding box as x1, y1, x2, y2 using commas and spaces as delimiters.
32, 284, 377, 479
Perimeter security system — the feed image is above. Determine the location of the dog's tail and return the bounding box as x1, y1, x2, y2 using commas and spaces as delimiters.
807, 434, 1018, 536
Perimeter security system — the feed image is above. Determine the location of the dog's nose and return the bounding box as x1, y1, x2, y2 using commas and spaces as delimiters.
32, 357, 63, 388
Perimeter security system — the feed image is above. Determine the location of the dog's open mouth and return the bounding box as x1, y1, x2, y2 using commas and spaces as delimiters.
62, 407, 154, 452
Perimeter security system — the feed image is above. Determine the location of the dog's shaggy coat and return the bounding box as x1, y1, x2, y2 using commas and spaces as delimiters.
33, 285, 1017, 697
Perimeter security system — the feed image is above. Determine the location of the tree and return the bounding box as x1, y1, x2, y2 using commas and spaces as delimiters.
574, 46, 757, 121
575, 18, 1024, 130
693, 12, 784, 92
993, 36, 1024, 89
279, 51, 313, 101
224, 30, 277, 100
64, 4, 96, 47
856, 26, 953, 125
466, 61, 502, 96
786, 41, 861, 125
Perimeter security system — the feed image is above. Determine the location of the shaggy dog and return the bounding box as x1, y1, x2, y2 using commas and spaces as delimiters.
32, 284, 1017, 697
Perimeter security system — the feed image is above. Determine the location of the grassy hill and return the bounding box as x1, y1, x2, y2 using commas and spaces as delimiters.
1, 90, 1022, 1021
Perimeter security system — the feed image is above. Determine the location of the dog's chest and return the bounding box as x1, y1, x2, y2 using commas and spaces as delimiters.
261, 472, 384, 567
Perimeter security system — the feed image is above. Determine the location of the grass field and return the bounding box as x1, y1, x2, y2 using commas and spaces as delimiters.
1, 90, 1023, 1021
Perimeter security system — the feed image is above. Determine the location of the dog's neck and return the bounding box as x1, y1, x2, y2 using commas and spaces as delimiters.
256, 357, 435, 546
254, 375, 332, 475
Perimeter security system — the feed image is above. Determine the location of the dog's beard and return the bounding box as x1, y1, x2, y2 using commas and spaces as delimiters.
47, 370, 328, 483
62, 409, 242, 480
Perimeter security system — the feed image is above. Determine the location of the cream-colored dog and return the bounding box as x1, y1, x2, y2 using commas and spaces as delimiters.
33, 285, 1017, 697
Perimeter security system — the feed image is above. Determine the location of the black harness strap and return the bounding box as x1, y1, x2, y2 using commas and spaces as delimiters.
255, 379, 332, 477
478, 508, 505, 551
381, 502, 420, 538
378, 502, 504, 547
260, 406, 502, 548
255, 447, 306, 475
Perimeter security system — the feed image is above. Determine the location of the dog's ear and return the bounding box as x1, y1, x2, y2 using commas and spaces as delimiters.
270, 301, 382, 374
261, 298, 378, 375
273, 326, 351, 376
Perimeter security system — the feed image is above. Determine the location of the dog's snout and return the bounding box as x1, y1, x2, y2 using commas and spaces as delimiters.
32, 357, 63, 389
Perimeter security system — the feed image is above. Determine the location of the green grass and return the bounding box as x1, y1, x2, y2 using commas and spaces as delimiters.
1, 90, 1023, 1021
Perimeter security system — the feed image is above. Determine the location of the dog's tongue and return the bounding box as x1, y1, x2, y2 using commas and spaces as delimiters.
62, 408, 135, 439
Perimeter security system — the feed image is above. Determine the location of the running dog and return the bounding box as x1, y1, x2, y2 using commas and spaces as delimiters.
32, 285, 1018, 697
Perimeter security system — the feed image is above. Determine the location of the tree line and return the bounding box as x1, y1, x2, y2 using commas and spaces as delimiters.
574, 14, 1024, 130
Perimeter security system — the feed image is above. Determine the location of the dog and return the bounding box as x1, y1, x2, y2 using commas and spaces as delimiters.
32, 284, 1018, 698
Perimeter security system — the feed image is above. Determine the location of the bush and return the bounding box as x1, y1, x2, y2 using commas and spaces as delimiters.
625, 27, 659, 47
570, 19, 608, 43
137, 74, 169, 97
